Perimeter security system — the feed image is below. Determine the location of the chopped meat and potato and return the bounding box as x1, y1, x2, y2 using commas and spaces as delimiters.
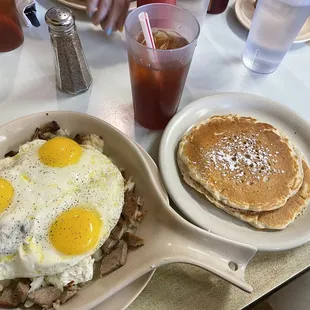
0, 121, 146, 309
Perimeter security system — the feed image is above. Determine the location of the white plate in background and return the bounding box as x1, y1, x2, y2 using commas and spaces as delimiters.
159, 93, 310, 251
56, 0, 137, 11
234, 0, 310, 44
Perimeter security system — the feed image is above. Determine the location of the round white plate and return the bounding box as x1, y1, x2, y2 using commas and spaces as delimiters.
159, 93, 310, 251
56, 0, 137, 11
235, 0, 310, 44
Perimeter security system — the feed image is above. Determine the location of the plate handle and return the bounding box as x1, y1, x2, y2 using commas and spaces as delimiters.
151, 197, 257, 293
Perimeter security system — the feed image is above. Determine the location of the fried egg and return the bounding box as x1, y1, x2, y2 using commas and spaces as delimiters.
0, 137, 124, 280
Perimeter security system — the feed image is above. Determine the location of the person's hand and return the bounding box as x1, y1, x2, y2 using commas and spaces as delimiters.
87, 0, 130, 35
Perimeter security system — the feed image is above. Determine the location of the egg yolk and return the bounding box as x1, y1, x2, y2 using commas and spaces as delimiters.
0, 178, 14, 214
39, 137, 82, 168
49, 207, 102, 255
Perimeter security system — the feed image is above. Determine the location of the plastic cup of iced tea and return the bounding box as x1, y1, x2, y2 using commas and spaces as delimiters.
125, 4, 200, 130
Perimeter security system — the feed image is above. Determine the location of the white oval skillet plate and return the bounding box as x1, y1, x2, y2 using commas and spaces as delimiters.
159, 93, 310, 252
235, 0, 310, 44
0, 111, 256, 310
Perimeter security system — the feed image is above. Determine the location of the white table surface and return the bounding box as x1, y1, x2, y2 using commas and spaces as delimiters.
1, 0, 310, 309
1, 0, 310, 162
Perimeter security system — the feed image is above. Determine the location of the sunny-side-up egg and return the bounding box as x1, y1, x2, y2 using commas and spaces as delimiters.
0, 137, 124, 283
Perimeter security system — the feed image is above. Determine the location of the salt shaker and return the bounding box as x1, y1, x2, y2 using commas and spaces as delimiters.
45, 7, 92, 95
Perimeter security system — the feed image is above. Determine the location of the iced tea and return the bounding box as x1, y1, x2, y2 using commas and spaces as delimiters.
125, 3, 200, 130
128, 29, 190, 130
0, 0, 24, 52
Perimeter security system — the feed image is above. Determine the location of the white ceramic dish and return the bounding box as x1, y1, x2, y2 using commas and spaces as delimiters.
0, 111, 256, 310
159, 93, 310, 252
235, 0, 310, 44
56, 0, 137, 11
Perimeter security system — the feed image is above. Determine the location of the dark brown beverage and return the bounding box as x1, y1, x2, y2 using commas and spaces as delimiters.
137, 0, 176, 7
0, 0, 24, 52
207, 0, 229, 14
129, 29, 190, 130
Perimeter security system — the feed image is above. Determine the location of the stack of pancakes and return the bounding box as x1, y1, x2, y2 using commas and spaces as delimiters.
177, 115, 310, 230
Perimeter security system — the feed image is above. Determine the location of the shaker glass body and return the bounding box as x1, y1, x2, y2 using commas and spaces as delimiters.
45, 7, 93, 95
0, 0, 24, 52
243, 0, 310, 74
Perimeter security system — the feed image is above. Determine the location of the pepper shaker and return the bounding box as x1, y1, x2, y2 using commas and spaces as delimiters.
45, 7, 92, 95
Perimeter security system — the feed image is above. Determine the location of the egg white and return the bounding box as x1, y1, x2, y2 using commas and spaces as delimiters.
0, 139, 124, 280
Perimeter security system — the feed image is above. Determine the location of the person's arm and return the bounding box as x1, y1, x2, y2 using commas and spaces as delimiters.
87, 0, 131, 35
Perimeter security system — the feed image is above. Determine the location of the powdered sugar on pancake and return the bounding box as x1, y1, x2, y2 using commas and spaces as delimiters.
204, 133, 285, 181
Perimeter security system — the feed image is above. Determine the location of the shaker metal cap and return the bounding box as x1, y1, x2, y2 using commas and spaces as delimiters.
45, 7, 75, 31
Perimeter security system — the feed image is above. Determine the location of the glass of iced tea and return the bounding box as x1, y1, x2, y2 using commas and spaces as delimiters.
125, 4, 200, 130
0, 0, 24, 52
